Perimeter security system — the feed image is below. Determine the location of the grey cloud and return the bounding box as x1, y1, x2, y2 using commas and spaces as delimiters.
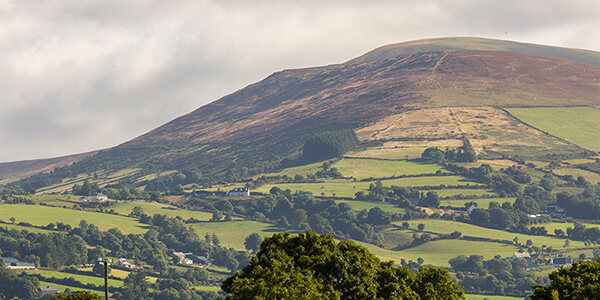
1, 0, 599, 162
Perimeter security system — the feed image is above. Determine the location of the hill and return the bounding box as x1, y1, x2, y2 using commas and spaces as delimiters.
0, 150, 99, 183
3, 37, 600, 189
346, 37, 600, 66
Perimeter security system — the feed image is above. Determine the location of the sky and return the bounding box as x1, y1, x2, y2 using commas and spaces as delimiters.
1, 0, 599, 163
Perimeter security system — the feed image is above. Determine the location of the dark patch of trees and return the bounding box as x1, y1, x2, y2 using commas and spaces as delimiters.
302, 129, 358, 162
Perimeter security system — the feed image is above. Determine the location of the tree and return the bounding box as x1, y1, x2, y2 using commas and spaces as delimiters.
244, 233, 263, 253
51, 291, 102, 299
418, 223, 426, 231
222, 230, 465, 299
531, 259, 600, 299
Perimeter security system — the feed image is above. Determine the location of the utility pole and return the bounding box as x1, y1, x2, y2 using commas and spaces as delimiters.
98, 258, 112, 300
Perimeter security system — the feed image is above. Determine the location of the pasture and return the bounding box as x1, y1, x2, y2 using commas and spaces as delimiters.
356, 239, 520, 267
38, 281, 103, 296
397, 220, 585, 249
531, 222, 600, 234
333, 158, 448, 180
0, 223, 56, 234
111, 202, 214, 220
253, 175, 483, 198
507, 107, 600, 152
334, 199, 405, 214
0, 204, 148, 234
553, 168, 600, 184
27, 269, 123, 288
440, 197, 517, 209
190, 221, 290, 251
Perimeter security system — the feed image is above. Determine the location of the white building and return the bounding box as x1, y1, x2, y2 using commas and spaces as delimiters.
227, 187, 250, 197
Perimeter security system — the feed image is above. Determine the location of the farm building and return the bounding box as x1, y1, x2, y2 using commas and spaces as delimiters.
2, 257, 36, 269
227, 187, 250, 197
90, 192, 109, 201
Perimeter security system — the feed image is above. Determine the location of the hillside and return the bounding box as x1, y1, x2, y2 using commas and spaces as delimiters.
346, 37, 600, 66
0, 150, 99, 183
3, 37, 600, 187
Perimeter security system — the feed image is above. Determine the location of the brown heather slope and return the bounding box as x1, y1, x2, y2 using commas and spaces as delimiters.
132, 50, 599, 146
347, 37, 600, 67
5, 38, 600, 181
0, 150, 99, 182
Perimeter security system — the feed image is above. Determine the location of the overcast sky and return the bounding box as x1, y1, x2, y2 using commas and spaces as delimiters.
1, 0, 599, 163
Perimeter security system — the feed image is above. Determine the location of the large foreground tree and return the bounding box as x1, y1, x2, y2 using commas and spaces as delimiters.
222, 230, 464, 299
531, 259, 600, 299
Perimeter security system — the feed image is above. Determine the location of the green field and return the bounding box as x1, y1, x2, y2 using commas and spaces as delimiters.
434, 188, 497, 198
553, 168, 600, 184
0, 204, 148, 234
508, 107, 600, 152
253, 175, 482, 198
111, 202, 214, 220
38, 281, 104, 296
334, 199, 405, 214
397, 220, 585, 249
357, 239, 520, 267
27, 269, 123, 288
190, 221, 291, 251
0, 223, 57, 234
531, 222, 600, 234
346, 147, 427, 160
440, 197, 517, 209
333, 158, 448, 180
255, 161, 326, 179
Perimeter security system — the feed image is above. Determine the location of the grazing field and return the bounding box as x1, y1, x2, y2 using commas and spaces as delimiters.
357, 239, 519, 267
0, 204, 148, 234
507, 107, 600, 152
0, 223, 56, 234
253, 176, 483, 198
38, 281, 103, 296
553, 168, 600, 184
190, 221, 291, 251
434, 188, 496, 198
333, 158, 448, 180
334, 199, 405, 214
398, 220, 585, 249
255, 161, 326, 179
346, 147, 427, 160
440, 197, 516, 209
532, 222, 600, 234
111, 202, 214, 220
27, 270, 123, 288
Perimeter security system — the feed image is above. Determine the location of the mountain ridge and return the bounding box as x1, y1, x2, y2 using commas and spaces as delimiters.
346, 37, 600, 66
3, 37, 600, 184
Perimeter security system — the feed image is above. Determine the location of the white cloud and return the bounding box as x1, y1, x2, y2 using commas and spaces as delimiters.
1, 0, 599, 162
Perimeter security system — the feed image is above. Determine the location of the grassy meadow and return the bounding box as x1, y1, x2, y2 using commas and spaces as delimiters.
252, 175, 482, 198
0, 204, 148, 234
26, 269, 123, 288
356, 239, 520, 267
190, 221, 291, 251
111, 201, 214, 220
333, 158, 449, 180
508, 107, 600, 152
334, 199, 405, 214
398, 219, 585, 249
440, 197, 517, 209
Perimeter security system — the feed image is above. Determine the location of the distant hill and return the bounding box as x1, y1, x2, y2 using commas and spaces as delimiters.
4, 37, 600, 188
346, 37, 600, 66
0, 150, 99, 183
